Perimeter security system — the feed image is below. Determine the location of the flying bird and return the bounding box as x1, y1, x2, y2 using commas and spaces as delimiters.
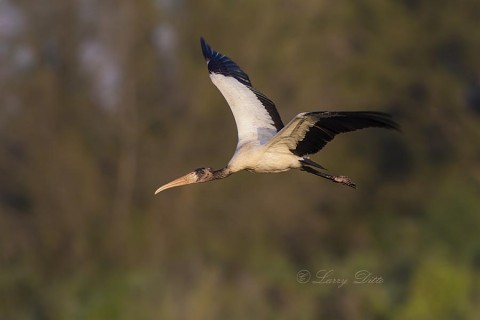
155, 38, 398, 194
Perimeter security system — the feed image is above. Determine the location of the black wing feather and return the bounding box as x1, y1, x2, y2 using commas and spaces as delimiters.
201, 37, 251, 86
292, 111, 399, 156
200, 37, 284, 131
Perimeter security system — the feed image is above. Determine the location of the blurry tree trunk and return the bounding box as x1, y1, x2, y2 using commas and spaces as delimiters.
112, 80, 138, 230
102, 1, 140, 262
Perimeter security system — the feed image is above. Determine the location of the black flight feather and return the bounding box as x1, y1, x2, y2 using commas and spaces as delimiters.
292, 111, 399, 156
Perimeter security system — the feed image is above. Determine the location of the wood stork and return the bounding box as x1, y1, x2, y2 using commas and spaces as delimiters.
155, 38, 398, 194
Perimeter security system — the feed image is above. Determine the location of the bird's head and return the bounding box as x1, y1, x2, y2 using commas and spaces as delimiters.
154, 167, 214, 194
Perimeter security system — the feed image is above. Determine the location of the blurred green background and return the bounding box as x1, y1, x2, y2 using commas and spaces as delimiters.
1, 0, 480, 319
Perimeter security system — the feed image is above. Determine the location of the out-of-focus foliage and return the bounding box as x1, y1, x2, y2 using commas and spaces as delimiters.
1, 0, 479, 318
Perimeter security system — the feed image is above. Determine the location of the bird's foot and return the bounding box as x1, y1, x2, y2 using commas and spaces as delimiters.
334, 176, 357, 189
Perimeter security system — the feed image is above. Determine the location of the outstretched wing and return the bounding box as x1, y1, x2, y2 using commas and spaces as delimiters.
269, 111, 399, 156
200, 38, 284, 146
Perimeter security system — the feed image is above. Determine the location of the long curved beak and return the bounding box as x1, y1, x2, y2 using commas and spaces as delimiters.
154, 173, 195, 194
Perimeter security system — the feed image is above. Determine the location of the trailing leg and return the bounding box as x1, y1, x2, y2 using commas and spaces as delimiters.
301, 165, 357, 189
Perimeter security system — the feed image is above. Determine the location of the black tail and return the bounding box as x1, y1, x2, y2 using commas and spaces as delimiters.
300, 158, 327, 170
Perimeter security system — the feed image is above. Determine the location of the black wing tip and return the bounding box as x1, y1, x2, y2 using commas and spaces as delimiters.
198, 37, 254, 87
353, 111, 400, 131
200, 37, 211, 62
367, 112, 401, 131
308, 111, 400, 131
